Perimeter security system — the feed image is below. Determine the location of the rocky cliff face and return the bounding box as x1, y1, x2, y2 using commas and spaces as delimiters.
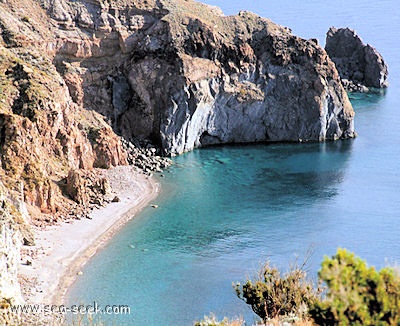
20, 0, 355, 155
0, 0, 128, 222
157, 7, 355, 154
325, 27, 389, 92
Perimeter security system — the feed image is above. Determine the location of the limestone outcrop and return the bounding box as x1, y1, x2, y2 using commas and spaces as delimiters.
325, 27, 389, 92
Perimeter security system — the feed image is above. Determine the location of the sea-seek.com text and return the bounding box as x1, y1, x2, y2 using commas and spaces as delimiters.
10, 301, 131, 315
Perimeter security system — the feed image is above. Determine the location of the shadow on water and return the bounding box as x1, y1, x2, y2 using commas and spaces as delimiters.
348, 91, 387, 109
156, 140, 355, 256
67, 139, 358, 326
250, 140, 354, 208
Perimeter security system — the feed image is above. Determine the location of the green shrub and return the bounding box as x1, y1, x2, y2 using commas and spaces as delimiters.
310, 248, 400, 325
234, 261, 318, 323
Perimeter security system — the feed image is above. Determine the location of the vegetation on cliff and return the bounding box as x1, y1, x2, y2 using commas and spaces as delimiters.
0, 0, 358, 224
234, 260, 318, 323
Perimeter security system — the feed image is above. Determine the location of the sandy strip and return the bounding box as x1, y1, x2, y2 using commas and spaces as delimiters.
19, 166, 159, 306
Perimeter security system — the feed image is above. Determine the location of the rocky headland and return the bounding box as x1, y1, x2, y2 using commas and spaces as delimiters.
0, 0, 378, 324
2, 0, 356, 158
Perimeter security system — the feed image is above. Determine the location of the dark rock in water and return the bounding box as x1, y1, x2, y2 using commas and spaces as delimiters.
325, 27, 388, 92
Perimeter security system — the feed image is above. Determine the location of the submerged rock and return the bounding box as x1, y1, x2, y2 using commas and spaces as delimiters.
325, 27, 388, 92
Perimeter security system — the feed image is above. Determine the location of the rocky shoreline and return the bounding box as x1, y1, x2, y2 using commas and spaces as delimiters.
121, 138, 172, 175
17, 166, 159, 325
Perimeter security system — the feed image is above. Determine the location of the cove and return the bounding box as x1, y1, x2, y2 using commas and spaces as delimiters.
67, 0, 400, 324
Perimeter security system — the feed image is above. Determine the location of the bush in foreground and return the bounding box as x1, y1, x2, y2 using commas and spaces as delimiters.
234, 261, 318, 324
220, 249, 400, 325
310, 248, 400, 325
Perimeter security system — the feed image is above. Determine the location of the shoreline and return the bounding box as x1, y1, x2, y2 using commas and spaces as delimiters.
19, 166, 159, 306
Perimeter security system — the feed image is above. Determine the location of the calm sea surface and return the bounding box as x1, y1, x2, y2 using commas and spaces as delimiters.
68, 1, 400, 324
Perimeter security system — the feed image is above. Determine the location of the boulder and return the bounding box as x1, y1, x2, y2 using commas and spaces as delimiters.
111, 196, 120, 203
65, 170, 89, 205
325, 27, 388, 91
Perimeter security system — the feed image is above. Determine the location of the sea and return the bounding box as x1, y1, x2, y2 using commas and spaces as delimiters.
67, 1, 400, 325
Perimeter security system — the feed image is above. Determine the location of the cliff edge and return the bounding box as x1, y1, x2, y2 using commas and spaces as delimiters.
0, 0, 356, 219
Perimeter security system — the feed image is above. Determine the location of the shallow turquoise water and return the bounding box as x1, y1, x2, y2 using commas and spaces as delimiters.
68, 1, 400, 325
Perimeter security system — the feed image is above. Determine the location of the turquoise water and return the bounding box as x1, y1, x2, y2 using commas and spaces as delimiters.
68, 1, 400, 325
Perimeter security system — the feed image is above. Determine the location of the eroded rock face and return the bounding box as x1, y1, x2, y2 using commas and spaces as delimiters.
325, 27, 388, 92
33, 0, 355, 155
65, 169, 111, 206
0, 9, 127, 218
134, 6, 356, 154
158, 13, 356, 154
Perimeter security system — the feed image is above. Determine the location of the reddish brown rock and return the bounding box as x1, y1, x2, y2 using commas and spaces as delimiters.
92, 127, 128, 169
65, 170, 89, 205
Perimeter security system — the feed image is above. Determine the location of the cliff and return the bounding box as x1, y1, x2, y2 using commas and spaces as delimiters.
0, 0, 356, 219
0, 0, 128, 222
141, 3, 356, 154
1, 0, 354, 156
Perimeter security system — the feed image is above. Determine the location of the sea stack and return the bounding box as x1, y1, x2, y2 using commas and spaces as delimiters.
325, 27, 389, 92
